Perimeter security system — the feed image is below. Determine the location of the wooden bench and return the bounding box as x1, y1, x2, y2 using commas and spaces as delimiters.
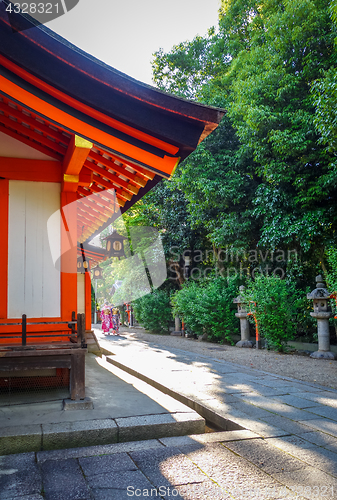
0, 313, 87, 400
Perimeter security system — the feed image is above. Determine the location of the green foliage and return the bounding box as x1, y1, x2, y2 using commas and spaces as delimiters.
324, 246, 337, 332
325, 247, 337, 293
143, 0, 337, 348
140, 181, 202, 259
151, 0, 337, 269
242, 274, 297, 351
225, 0, 337, 253
311, 1, 337, 156
171, 275, 240, 343
133, 289, 172, 334
312, 67, 337, 156
172, 116, 260, 252
152, 29, 226, 101
293, 286, 316, 339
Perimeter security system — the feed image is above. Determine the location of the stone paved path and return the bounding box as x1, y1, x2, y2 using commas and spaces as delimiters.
97, 327, 337, 499
1, 428, 335, 499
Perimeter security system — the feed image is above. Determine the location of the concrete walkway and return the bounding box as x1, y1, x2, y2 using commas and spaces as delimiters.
1, 326, 337, 499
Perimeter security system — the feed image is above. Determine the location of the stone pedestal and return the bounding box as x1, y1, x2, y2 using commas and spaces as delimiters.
63, 397, 94, 410
310, 312, 335, 359
233, 286, 253, 348
235, 312, 253, 347
171, 316, 183, 336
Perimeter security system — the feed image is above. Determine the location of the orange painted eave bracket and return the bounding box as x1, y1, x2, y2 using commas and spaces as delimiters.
62, 135, 93, 192
63, 135, 93, 176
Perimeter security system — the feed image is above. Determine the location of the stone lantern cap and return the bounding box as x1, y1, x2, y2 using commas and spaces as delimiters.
307, 275, 331, 300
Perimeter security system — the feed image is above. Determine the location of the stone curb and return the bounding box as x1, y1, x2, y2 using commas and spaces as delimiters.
0, 410, 205, 456
106, 355, 246, 432
35, 429, 260, 463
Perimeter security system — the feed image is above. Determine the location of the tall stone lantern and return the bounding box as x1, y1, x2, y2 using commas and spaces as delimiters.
307, 275, 335, 359
233, 286, 253, 348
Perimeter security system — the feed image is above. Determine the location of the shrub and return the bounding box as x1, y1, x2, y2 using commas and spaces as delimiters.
293, 287, 316, 340
326, 247, 337, 293
325, 246, 337, 338
133, 289, 172, 334
171, 275, 239, 343
242, 274, 296, 351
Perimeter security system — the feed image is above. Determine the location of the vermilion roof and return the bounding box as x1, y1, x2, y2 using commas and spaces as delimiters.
0, 6, 224, 248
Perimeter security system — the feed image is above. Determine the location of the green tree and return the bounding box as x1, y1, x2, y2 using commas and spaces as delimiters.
172, 115, 260, 259
311, 1, 337, 156
152, 28, 226, 101
223, 0, 337, 257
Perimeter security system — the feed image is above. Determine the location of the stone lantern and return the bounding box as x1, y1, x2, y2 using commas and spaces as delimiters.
307, 275, 335, 359
233, 285, 253, 348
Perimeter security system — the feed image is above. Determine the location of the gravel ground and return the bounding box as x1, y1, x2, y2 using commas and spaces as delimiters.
122, 327, 337, 390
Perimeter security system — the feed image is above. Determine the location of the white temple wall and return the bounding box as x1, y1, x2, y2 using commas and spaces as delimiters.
8, 180, 61, 318
77, 273, 85, 314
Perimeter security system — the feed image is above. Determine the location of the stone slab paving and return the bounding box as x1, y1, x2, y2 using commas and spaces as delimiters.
270, 395, 323, 409
304, 406, 337, 420
0, 434, 320, 500
0, 453, 43, 500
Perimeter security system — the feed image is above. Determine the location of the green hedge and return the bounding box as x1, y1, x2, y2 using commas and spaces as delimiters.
242, 274, 297, 351
171, 275, 240, 343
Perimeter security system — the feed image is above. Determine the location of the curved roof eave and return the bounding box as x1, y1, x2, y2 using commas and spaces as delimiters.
0, 6, 225, 152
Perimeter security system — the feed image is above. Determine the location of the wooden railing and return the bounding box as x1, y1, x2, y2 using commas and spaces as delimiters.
0, 313, 87, 400
0, 312, 86, 349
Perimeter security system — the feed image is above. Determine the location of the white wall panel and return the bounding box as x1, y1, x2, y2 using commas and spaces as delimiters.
8, 181, 61, 318
77, 273, 85, 314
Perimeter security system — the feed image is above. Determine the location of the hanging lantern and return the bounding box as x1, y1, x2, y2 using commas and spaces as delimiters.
103, 229, 128, 259
91, 264, 104, 280
77, 243, 90, 273
77, 256, 89, 273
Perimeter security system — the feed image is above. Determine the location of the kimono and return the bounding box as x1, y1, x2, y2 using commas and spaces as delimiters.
101, 306, 112, 334
111, 307, 119, 335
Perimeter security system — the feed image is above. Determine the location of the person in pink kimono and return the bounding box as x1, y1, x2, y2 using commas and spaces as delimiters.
111, 306, 120, 335
100, 300, 112, 335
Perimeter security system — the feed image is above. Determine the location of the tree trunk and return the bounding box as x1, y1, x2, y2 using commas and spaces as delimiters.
213, 245, 225, 272
168, 260, 185, 287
